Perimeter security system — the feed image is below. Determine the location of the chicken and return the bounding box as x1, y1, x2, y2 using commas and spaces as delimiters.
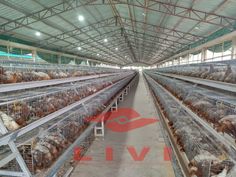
72, 71, 84, 77
205, 107, 227, 125
189, 151, 232, 177
32, 143, 53, 170
217, 115, 236, 139
47, 71, 60, 79
46, 134, 69, 150
192, 100, 214, 117
15, 72, 23, 82
41, 141, 58, 159
58, 71, 68, 78
224, 73, 236, 83
212, 168, 227, 177
8, 102, 30, 126
32, 71, 51, 80
21, 72, 35, 82
0, 71, 17, 84
197, 65, 214, 79
0, 111, 20, 131
206, 72, 226, 82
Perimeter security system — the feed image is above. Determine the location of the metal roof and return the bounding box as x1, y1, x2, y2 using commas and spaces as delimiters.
0, 0, 236, 65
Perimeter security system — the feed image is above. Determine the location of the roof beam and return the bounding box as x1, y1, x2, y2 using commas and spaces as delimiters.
144, 0, 178, 62
36, 16, 201, 47
38, 17, 116, 46
0, 0, 98, 33
152, 0, 232, 64
109, 38, 177, 52
125, 29, 184, 46
74, 4, 130, 63
64, 29, 120, 48
1, 0, 235, 34
105, 39, 175, 53
0, 15, 120, 64
122, 18, 195, 43
112, 0, 236, 28
151, 0, 198, 62
61, 29, 132, 63
140, 0, 150, 61
126, 1, 141, 61
107, 0, 137, 62
78, 30, 182, 49
0, 0, 125, 65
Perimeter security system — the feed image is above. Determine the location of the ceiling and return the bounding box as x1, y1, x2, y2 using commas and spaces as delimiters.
0, 0, 236, 66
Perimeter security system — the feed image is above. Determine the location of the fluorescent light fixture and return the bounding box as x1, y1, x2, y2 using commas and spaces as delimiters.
115, 47, 118, 51
97, 53, 100, 56
77, 47, 81, 50
78, 15, 84, 21
104, 38, 108, 42
35, 31, 41, 36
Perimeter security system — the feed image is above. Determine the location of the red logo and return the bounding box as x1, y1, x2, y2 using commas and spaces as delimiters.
87, 108, 158, 132
74, 109, 172, 162
74, 146, 172, 162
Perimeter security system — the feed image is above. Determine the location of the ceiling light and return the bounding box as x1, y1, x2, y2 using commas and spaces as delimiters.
115, 47, 118, 51
77, 47, 81, 50
97, 53, 100, 56
125, 56, 127, 58
142, 13, 146, 16
35, 31, 41, 36
78, 15, 85, 21
195, 26, 200, 30
104, 38, 108, 42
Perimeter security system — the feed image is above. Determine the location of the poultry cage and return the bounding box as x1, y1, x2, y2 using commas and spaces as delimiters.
0, 59, 122, 84
0, 60, 136, 177
0, 74, 128, 132
147, 73, 236, 144
145, 74, 236, 177
157, 60, 236, 84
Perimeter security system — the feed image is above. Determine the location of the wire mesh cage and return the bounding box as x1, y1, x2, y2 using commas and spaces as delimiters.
146, 74, 235, 177
0, 71, 135, 177
157, 60, 236, 84
149, 73, 236, 143
0, 73, 128, 134
0, 59, 124, 84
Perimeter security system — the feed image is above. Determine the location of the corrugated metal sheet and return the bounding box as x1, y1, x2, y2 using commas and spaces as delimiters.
37, 0, 63, 8
193, 0, 224, 12
0, 17, 8, 25
13, 27, 50, 40
0, 0, 236, 64
7, 0, 44, 13
47, 16, 75, 31
0, 4, 25, 20
28, 21, 62, 35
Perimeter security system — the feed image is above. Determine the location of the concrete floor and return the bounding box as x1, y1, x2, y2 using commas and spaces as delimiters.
71, 72, 175, 177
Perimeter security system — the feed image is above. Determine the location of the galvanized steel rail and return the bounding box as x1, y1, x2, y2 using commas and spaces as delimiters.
156, 72, 236, 93
0, 73, 116, 93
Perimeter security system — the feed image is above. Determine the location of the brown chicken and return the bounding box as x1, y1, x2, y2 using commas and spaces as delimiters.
0, 71, 17, 84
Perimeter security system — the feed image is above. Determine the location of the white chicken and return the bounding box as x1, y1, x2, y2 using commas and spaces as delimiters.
0, 111, 20, 131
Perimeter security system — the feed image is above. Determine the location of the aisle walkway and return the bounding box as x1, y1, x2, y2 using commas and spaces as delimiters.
71, 72, 175, 177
